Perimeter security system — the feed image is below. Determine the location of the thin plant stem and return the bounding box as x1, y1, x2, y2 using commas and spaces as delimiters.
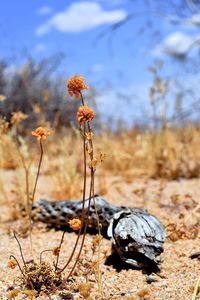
57, 121, 87, 274
87, 121, 102, 295
9, 255, 26, 279
13, 231, 27, 269
29, 139, 43, 255
64, 172, 94, 280
31, 139, 43, 206
54, 231, 66, 271
80, 91, 85, 106
92, 176, 102, 294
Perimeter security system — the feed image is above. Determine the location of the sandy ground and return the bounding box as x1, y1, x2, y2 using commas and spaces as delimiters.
0, 172, 199, 299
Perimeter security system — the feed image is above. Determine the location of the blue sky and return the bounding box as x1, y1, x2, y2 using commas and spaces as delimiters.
1, 0, 152, 84
1, 0, 200, 126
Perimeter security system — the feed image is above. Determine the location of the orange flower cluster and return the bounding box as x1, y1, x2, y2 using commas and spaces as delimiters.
31, 127, 51, 140
8, 259, 17, 269
67, 75, 89, 98
77, 105, 94, 124
68, 218, 82, 231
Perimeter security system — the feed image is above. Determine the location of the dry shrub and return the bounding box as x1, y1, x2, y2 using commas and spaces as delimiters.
95, 126, 200, 181
22, 261, 62, 293
152, 127, 200, 179
97, 131, 151, 177
3, 119, 200, 211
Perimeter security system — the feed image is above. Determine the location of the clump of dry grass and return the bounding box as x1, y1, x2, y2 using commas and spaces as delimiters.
21, 260, 62, 293
7, 231, 62, 296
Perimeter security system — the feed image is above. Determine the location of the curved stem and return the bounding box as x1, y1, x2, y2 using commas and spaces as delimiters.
39, 249, 52, 264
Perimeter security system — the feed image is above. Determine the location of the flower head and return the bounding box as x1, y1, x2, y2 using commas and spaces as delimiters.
8, 259, 17, 269
67, 75, 89, 98
52, 247, 60, 256
31, 127, 51, 140
77, 105, 94, 124
69, 218, 81, 231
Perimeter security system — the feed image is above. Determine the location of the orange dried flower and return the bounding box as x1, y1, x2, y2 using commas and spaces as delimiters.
69, 218, 81, 231
52, 247, 60, 256
77, 105, 94, 124
8, 259, 17, 269
31, 127, 50, 140
67, 75, 89, 98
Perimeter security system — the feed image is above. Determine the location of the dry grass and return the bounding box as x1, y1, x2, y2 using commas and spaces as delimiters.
2, 124, 200, 200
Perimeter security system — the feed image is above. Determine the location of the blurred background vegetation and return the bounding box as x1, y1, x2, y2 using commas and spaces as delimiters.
1, 0, 200, 184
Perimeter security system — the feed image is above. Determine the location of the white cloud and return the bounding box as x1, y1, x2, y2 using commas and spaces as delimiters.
153, 32, 199, 58
185, 13, 200, 27
36, 2, 127, 36
38, 6, 53, 16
